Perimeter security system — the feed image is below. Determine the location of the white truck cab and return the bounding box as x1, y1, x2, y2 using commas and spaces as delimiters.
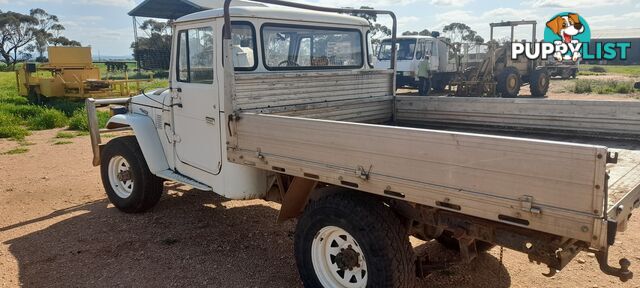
375, 35, 456, 92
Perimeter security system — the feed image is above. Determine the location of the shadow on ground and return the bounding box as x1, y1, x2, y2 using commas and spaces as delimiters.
3, 184, 511, 287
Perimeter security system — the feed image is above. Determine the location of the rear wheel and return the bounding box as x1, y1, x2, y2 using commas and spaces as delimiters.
100, 136, 164, 213
496, 67, 521, 98
294, 191, 416, 288
530, 68, 550, 98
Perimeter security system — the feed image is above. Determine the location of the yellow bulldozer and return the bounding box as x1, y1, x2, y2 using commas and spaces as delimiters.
16, 46, 150, 103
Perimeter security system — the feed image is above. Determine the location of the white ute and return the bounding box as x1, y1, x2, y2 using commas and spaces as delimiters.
86, 0, 640, 286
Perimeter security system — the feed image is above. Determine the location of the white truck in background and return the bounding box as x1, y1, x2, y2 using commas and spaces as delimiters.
375, 35, 457, 93
84, 0, 640, 287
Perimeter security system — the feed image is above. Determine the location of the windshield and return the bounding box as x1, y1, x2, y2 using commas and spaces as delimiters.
377, 39, 416, 61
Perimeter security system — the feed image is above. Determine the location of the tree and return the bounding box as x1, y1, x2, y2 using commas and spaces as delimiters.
402, 29, 431, 36
30, 8, 58, 60
0, 10, 39, 67
131, 19, 171, 70
50, 36, 81, 47
346, 6, 391, 46
442, 23, 483, 44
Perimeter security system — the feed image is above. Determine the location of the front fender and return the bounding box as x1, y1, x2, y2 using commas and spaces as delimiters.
106, 113, 169, 174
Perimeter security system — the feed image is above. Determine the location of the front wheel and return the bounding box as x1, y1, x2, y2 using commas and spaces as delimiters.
294, 191, 416, 288
530, 68, 550, 98
100, 136, 164, 213
496, 67, 521, 98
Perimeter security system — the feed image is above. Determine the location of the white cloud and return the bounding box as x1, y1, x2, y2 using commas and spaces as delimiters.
73, 0, 136, 8
430, 0, 471, 7
295, 0, 424, 8
530, 0, 630, 8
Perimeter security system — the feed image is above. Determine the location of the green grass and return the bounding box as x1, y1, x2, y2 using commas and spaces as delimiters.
27, 109, 68, 130
53, 140, 73, 145
68, 108, 110, 131
0, 70, 168, 139
580, 65, 640, 77
2, 147, 29, 155
55, 131, 76, 139
573, 79, 637, 94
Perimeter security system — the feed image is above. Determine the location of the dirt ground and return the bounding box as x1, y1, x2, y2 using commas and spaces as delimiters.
2, 82, 640, 287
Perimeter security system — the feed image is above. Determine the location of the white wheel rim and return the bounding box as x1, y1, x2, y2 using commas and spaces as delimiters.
311, 226, 368, 288
108, 156, 134, 198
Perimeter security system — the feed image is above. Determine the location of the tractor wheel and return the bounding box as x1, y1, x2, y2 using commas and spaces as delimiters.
530, 68, 550, 98
496, 67, 521, 98
27, 88, 42, 105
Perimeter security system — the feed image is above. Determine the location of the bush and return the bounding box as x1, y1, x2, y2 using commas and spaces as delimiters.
0, 112, 24, 126
0, 95, 29, 105
588, 66, 606, 73
68, 108, 109, 131
0, 103, 44, 119
573, 79, 636, 94
45, 99, 85, 117
573, 79, 592, 93
27, 109, 68, 130
0, 125, 30, 140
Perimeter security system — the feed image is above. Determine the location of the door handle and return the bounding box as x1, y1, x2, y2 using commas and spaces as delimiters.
176, 87, 183, 93
205, 116, 215, 125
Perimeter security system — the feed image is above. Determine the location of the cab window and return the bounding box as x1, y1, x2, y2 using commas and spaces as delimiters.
262, 24, 363, 70
176, 26, 214, 84
223, 22, 257, 70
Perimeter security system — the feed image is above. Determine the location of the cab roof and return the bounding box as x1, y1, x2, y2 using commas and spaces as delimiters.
384, 35, 435, 40
175, 6, 370, 27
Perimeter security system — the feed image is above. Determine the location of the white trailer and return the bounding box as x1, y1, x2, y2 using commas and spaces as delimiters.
86, 1, 638, 286
375, 35, 457, 92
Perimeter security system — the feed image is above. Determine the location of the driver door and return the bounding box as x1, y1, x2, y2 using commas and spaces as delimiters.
172, 22, 222, 175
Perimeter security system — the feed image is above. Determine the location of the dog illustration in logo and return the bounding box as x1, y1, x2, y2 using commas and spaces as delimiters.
546, 13, 585, 61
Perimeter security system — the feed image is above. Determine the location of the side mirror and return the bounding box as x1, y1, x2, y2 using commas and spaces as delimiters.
635, 82, 640, 90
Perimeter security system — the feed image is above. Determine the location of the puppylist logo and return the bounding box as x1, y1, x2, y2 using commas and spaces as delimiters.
512, 13, 631, 62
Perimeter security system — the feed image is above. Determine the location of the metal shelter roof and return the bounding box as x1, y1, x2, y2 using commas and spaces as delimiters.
128, 0, 206, 19
128, 0, 267, 19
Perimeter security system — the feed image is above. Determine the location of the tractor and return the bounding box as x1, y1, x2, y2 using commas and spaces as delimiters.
451, 20, 550, 98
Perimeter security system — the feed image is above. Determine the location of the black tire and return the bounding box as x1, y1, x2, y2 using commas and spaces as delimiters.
431, 78, 448, 92
27, 88, 42, 105
436, 230, 495, 253
496, 67, 521, 98
100, 136, 164, 213
294, 191, 416, 288
530, 68, 550, 98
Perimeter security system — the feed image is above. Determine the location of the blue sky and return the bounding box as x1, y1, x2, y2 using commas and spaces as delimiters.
3, 0, 639, 56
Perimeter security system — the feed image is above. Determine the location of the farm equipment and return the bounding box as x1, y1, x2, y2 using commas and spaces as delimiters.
16, 47, 151, 103
450, 20, 550, 98
546, 58, 579, 79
